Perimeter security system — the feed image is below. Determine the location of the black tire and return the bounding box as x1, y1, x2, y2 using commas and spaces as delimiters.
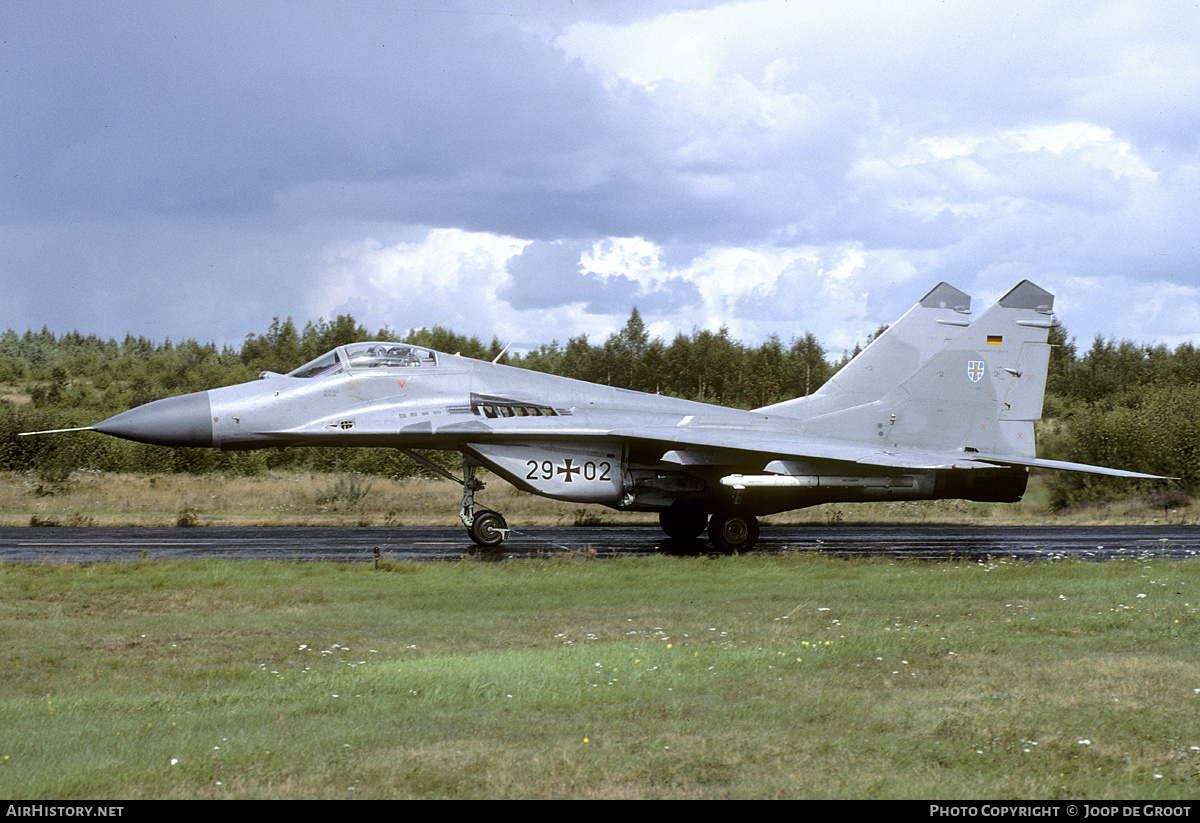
468, 509, 508, 548
659, 507, 708, 540
708, 511, 760, 554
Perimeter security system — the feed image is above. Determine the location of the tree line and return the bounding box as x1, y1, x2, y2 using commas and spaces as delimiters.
0, 311, 1192, 509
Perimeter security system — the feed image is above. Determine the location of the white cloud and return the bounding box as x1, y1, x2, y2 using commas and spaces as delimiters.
296, 227, 926, 357
309, 228, 530, 337
580, 237, 664, 284
531, 235, 896, 353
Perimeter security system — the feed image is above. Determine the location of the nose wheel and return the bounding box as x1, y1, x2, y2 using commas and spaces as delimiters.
398, 450, 511, 549
468, 508, 509, 548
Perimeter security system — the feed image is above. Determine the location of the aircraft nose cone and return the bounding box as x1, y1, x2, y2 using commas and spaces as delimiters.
93, 392, 214, 448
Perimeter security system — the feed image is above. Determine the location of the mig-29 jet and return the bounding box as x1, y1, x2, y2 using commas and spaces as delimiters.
22, 281, 1165, 552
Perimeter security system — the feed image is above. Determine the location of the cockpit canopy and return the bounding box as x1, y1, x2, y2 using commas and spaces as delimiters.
287, 342, 438, 379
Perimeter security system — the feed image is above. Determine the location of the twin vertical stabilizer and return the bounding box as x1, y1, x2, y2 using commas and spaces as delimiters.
765, 281, 1055, 459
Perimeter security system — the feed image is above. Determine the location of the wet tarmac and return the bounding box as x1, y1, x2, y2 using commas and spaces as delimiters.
1, 523, 1198, 563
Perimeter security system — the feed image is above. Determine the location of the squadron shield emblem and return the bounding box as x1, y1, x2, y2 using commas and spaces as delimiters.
967, 360, 985, 383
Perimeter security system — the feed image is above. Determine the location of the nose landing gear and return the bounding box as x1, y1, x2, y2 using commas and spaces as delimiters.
458, 459, 510, 548
399, 450, 510, 549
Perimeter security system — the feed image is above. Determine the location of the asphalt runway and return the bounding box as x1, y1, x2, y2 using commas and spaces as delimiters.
1, 524, 1199, 563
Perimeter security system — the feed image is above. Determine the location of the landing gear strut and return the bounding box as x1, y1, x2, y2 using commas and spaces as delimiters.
399, 450, 510, 549
459, 460, 509, 547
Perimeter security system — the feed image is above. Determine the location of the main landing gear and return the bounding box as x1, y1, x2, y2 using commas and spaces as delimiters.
658, 506, 761, 553
707, 510, 760, 553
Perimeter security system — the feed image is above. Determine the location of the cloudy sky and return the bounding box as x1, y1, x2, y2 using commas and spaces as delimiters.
3, 0, 1199, 360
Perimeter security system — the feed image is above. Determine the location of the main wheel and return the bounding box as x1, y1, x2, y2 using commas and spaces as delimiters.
468, 509, 508, 549
659, 507, 708, 540
708, 511, 760, 554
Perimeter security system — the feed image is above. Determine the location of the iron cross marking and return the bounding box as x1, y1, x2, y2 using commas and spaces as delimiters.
556, 459, 582, 482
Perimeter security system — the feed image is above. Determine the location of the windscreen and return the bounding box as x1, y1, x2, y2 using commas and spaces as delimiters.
287, 349, 342, 378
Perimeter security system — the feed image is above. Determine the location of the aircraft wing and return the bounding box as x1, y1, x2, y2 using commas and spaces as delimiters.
605, 421, 986, 469
603, 419, 1170, 479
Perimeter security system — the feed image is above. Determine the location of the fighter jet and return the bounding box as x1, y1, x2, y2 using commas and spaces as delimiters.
21, 281, 1165, 552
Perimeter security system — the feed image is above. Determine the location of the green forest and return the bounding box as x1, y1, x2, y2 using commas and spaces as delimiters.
0, 309, 1193, 510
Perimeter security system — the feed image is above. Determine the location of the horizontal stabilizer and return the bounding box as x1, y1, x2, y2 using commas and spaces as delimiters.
843, 447, 1171, 479
971, 453, 1173, 480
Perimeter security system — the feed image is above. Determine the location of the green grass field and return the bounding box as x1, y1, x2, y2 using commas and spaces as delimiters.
2, 553, 1199, 799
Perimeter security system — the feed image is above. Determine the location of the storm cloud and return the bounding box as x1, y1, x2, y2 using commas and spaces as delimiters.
3, 0, 1198, 358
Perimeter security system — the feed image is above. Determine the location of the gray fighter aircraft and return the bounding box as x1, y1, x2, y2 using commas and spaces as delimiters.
22, 281, 1165, 551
